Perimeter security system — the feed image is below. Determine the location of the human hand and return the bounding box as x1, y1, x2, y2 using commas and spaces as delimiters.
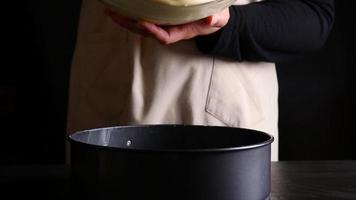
104, 8, 230, 45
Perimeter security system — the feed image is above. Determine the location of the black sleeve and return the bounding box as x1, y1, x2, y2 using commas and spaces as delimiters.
195, 0, 335, 62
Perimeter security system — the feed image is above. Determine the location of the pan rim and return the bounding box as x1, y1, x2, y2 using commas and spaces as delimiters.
67, 124, 274, 153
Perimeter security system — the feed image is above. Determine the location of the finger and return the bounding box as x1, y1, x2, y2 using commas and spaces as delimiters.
107, 10, 136, 24
104, 8, 131, 24
105, 8, 139, 29
204, 16, 214, 25
105, 10, 151, 36
206, 15, 225, 27
205, 8, 230, 28
140, 22, 174, 44
142, 17, 221, 44
165, 21, 215, 38
165, 24, 199, 41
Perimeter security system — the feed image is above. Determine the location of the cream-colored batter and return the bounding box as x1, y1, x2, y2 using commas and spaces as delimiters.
152, 0, 215, 6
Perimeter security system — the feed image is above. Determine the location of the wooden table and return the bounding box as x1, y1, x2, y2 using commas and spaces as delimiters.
271, 161, 356, 199
1, 161, 356, 199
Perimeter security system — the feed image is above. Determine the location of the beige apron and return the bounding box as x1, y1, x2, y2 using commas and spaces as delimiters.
67, 0, 279, 161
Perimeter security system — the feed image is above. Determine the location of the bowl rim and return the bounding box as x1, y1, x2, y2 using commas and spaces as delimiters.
99, 0, 236, 24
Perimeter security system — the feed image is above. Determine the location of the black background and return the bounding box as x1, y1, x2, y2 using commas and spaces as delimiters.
1, 1, 355, 164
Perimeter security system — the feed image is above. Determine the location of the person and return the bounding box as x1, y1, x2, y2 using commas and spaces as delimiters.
67, 0, 335, 161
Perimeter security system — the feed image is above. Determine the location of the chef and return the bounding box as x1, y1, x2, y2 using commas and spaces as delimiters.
67, 0, 335, 161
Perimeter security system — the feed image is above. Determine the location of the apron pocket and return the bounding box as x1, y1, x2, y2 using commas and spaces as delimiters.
205, 59, 265, 128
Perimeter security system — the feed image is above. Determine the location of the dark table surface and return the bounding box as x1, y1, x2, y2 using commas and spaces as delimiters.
1, 161, 356, 200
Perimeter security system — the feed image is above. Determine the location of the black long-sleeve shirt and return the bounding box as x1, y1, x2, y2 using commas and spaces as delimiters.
195, 0, 335, 62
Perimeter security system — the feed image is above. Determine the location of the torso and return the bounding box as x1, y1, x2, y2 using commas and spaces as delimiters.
67, 0, 279, 160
